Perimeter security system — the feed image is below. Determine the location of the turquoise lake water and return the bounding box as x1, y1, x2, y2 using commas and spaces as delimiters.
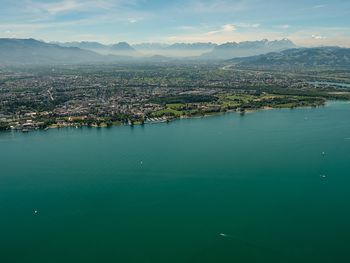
1, 101, 350, 263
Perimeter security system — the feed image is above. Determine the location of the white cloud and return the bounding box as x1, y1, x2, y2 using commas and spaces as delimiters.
128, 18, 138, 23
287, 28, 350, 47
166, 28, 285, 44
313, 4, 326, 9
176, 26, 196, 31
1, 1, 349, 47
312, 34, 326, 40
191, 0, 252, 14
27, 0, 125, 16
222, 24, 236, 32
30, 0, 83, 15
204, 24, 236, 36
276, 24, 290, 29
237, 23, 260, 28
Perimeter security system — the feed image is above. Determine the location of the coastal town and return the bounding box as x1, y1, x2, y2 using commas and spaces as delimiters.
0, 63, 348, 132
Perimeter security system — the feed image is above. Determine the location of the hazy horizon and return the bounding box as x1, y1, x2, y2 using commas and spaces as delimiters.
1, 37, 348, 50
0, 0, 349, 47
3, 37, 295, 45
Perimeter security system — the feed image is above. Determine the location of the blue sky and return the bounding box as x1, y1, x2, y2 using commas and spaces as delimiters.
0, 0, 349, 46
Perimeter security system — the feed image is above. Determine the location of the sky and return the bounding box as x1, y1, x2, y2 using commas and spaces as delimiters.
0, 0, 349, 46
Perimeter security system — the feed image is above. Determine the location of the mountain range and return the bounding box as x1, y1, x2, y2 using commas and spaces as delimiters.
229, 47, 350, 69
0, 38, 108, 65
53, 39, 295, 58
52, 41, 139, 56
201, 39, 296, 59
54, 41, 217, 57
1, 38, 349, 69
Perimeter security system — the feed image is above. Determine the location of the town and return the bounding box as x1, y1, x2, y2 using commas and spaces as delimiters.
1, 63, 349, 132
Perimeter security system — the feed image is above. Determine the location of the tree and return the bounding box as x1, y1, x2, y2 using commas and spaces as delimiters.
0, 122, 9, 131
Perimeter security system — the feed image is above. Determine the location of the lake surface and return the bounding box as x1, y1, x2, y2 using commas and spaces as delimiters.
1, 102, 350, 263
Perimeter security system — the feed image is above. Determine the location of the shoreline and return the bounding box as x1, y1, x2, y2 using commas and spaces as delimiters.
1, 100, 333, 134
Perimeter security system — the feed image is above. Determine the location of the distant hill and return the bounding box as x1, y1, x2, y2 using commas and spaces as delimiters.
53, 41, 107, 50
132, 42, 216, 57
229, 47, 350, 70
110, 42, 135, 51
0, 38, 120, 65
109, 42, 140, 57
55, 41, 139, 57
4, 38, 347, 68
166, 42, 217, 51
132, 43, 170, 50
201, 39, 296, 60
53, 40, 296, 59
